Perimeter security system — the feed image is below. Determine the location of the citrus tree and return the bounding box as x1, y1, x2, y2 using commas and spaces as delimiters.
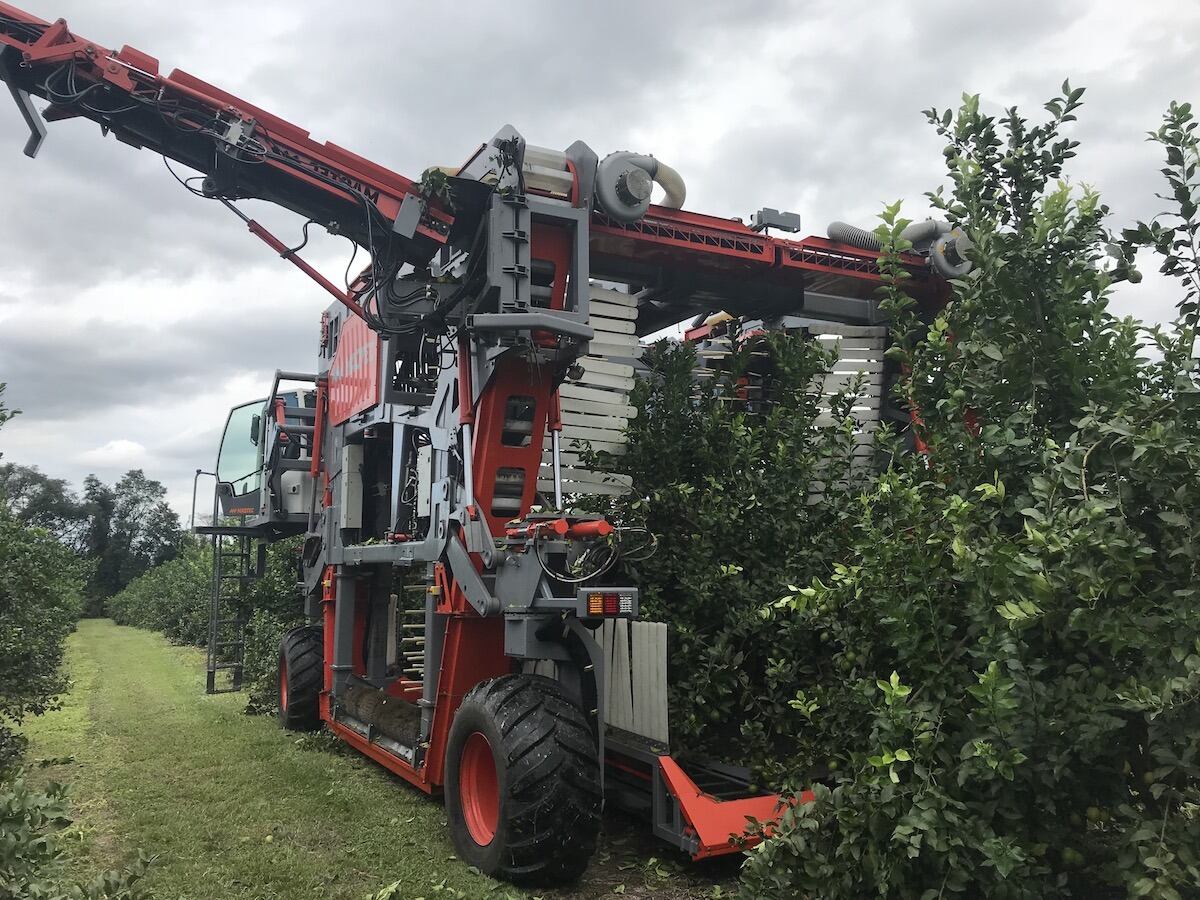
587, 332, 876, 772
602, 88, 1200, 897
734, 89, 1200, 899
0, 385, 85, 770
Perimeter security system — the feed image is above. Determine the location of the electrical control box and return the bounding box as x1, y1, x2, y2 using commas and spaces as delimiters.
340, 443, 363, 530
416, 443, 432, 519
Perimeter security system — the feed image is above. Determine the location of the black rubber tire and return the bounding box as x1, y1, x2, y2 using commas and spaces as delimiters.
278, 625, 322, 731
444, 674, 602, 884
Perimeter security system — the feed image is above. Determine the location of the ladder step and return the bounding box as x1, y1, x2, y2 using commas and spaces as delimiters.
207, 545, 250, 694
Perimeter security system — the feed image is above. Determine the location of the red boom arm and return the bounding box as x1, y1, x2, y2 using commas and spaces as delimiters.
0, 2, 940, 328
0, 2, 453, 271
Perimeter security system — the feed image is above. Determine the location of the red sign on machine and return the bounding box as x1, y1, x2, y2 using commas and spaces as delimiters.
328, 315, 380, 425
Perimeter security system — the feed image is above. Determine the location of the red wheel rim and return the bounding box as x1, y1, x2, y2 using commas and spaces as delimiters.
460, 732, 499, 845
279, 656, 289, 712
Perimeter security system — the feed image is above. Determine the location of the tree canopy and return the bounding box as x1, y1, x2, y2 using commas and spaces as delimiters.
600, 89, 1200, 898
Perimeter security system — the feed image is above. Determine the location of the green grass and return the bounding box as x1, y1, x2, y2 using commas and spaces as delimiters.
21, 620, 734, 900
21, 620, 511, 900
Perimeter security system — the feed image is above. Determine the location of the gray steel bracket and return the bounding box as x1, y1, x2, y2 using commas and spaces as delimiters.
461, 513, 497, 567
468, 312, 593, 340
564, 616, 607, 795
393, 193, 424, 238
0, 48, 45, 158
445, 532, 499, 615
564, 140, 599, 210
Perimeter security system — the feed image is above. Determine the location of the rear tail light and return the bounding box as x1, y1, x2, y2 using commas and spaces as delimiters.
586, 591, 634, 617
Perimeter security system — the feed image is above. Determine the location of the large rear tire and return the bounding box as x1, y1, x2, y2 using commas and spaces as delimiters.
445, 674, 602, 884
278, 625, 322, 731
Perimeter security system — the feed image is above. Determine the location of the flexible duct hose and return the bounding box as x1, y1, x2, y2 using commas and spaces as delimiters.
826, 219, 947, 250
827, 221, 882, 250
828, 218, 972, 277
651, 160, 686, 209
899, 219, 944, 245
931, 227, 974, 279
595, 152, 688, 222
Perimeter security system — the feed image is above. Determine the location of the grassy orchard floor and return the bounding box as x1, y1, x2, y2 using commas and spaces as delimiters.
22, 620, 736, 900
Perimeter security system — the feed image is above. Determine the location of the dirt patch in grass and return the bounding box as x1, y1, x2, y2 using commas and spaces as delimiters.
543, 813, 740, 899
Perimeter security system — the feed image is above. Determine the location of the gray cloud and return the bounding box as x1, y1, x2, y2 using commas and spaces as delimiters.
0, 305, 319, 419
0, 0, 1196, 510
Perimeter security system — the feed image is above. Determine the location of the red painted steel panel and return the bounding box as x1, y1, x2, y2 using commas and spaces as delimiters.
327, 718, 434, 794
328, 316, 379, 425
658, 755, 814, 860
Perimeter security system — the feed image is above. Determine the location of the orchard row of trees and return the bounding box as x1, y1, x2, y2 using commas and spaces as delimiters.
0, 388, 184, 767
0, 461, 181, 613
0, 386, 87, 768
106, 536, 304, 713
1, 388, 183, 765
0, 387, 153, 900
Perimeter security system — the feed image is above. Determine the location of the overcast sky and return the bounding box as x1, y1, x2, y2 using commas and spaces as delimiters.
0, 0, 1197, 517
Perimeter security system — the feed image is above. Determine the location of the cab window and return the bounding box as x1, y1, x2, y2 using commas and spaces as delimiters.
217, 400, 265, 495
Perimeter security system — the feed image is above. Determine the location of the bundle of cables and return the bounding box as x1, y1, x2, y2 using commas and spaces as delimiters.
533, 526, 657, 585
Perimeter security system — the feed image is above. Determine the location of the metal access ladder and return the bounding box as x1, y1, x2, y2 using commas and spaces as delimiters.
206, 528, 253, 694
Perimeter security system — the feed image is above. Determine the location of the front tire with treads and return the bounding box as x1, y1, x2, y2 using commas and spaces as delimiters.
445, 674, 601, 884
278, 625, 322, 731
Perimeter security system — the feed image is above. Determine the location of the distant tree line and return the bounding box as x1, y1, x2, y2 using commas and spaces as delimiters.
0, 462, 182, 615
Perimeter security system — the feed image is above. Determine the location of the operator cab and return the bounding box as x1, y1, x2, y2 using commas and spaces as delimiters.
211, 379, 317, 539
